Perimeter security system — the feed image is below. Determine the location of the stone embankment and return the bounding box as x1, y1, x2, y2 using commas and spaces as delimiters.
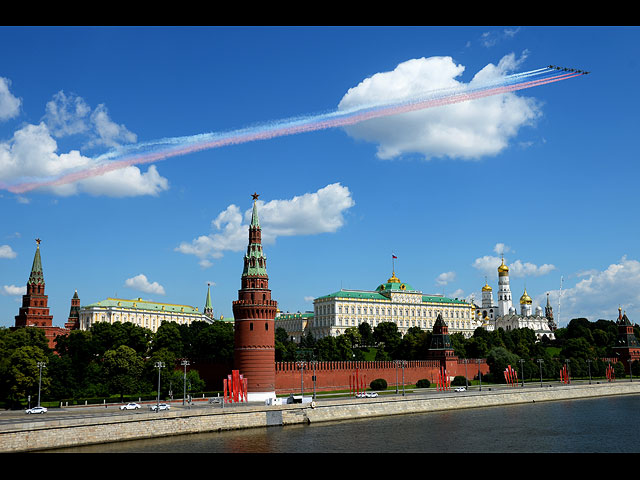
2, 382, 640, 452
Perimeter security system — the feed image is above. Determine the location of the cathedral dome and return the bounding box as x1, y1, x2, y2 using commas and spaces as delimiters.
519, 288, 532, 305
498, 257, 509, 276
482, 281, 492, 292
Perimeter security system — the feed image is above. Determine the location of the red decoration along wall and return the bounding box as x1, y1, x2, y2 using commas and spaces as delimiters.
275, 359, 489, 394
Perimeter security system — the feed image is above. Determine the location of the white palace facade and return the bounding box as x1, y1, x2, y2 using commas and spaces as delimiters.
306, 271, 481, 340
78, 296, 215, 333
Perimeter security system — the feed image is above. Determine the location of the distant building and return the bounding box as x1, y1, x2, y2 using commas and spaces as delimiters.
275, 311, 314, 342
78, 296, 214, 333
14, 239, 69, 349
481, 256, 555, 340
614, 307, 640, 373
308, 270, 479, 340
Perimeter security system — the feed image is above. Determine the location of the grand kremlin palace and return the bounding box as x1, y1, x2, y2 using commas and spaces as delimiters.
295, 271, 481, 340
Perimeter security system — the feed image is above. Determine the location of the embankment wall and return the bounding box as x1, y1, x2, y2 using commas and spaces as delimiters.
2, 382, 639, 453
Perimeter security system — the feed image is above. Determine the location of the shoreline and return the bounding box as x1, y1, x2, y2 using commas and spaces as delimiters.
3, 382, 640, 452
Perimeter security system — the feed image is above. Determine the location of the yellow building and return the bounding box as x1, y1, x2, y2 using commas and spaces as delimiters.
78, 297, 214, 333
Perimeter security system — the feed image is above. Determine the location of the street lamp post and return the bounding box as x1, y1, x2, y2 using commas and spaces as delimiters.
587, 359, 592, 384
395, 361, 399, 394
401, 360, 406, 396
519, 358, 525, 387
537, 359, 544, 387
181, 359, 190, 405
296, 361, 305, 396
463, 359, 469, 389
36, 361, 46, 407
310, 360, 317, 400
155, 361, 165, 412
477, 359, 482, 392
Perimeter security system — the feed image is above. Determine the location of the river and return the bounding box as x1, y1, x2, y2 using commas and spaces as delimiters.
50, 394, 640, 453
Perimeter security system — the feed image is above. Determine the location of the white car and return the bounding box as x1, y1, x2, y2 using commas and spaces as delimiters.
25, 406, 47, 414
150, 403, 170, 411
454, 387, 467, 392
365, 392, 379, 398
120, 402, 141, 410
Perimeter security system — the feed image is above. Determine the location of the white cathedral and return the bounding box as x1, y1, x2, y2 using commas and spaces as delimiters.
475, 256, 556, 340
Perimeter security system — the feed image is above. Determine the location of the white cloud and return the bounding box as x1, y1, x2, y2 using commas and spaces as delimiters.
472, 253, 555, 278
43, 91, 137, 148
0, 245, 17, 259
176, 183, 355, 267
43, 91, 92, 137
493, 243, 511, 254
124, 274, 166, 295
436, 271, 456, 286
0, 122, 167, 197
338, 53, 540, 161
304, 296, 315, 303
2, 284, 26, 296
0, 77, 21, 121
88, 103, 138, 148
541, 256, 640, 325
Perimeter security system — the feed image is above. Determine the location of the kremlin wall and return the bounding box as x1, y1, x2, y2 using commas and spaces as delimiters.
9, 196, 640, 401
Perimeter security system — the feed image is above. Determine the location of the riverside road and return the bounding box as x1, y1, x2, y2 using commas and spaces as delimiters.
0, 379, 616, 429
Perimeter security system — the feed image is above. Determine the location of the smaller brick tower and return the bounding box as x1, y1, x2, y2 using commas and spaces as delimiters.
427, 313, 458, 366
614, 307, 640, 374
232, 193, 278, 401
65, 290, 81, 330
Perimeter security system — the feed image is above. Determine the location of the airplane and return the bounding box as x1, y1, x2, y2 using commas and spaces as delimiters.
548, 65, 590, 74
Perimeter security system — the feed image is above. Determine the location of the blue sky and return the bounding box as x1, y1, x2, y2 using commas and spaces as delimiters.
1, 26, 639, 329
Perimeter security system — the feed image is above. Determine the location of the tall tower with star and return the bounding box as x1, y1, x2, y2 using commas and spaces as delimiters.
15, 239, 54, 329
232, 193, 278, 401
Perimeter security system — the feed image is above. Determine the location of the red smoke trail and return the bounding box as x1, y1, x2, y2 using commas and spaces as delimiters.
6, 71, 582, 194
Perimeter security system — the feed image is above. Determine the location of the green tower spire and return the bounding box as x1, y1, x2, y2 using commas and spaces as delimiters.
204, 283, 214, 318
242, 193, 268, 277
28, 238, 44, 285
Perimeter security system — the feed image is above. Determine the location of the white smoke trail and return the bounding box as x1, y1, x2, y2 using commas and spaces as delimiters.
3, 67, 582, 194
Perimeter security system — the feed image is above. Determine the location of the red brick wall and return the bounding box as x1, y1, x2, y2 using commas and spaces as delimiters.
275, 359, 489, 394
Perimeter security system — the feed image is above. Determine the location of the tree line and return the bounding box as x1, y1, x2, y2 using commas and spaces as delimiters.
0, 320, 234, 408
1, 316, 636, 408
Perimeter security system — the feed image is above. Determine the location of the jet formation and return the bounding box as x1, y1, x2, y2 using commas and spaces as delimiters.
548, 65, 590, 74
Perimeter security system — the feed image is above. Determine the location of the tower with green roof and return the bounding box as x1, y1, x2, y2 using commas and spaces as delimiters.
204, 283, 214, 319
232, 193, 278, 402
15, 239, 54, 329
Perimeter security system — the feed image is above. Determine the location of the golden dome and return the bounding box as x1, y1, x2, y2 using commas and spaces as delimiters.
387, 271, 401, 283
482, 281, 492, 292
498, 257, 509, 276
519, 288, 532, 305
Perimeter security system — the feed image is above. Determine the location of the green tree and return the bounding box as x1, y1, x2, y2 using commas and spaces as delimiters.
373, 322, 401, 357
152, 321, 183, 356
102, 345, 145, 401
486, 346, 520, 383
358, 322, 374, 347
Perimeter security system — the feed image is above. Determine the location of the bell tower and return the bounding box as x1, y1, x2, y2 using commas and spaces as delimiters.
232, 193, 278, 402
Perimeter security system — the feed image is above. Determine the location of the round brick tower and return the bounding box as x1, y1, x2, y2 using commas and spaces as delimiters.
232, 193, 278, 402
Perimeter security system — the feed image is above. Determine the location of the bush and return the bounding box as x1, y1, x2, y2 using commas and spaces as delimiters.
416, 379, 431, 388
370, 378, 387, 390
451, 375, 468, 386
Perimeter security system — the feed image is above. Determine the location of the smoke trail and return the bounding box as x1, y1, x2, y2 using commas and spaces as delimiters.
4, 67, 582, 194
